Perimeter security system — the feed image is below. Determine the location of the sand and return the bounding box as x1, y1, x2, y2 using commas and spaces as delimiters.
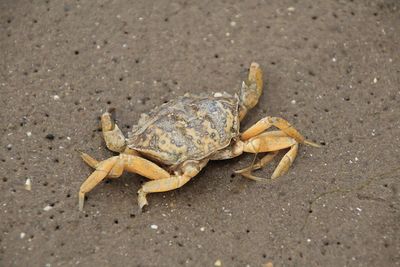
1, 0, 399, 266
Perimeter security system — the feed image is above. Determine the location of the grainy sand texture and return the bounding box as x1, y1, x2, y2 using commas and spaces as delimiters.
1, 1, 399, 266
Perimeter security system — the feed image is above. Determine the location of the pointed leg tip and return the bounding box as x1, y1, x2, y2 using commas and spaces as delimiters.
271, 169, 284, 180
78, 192, 85, 211
236, 169, 269, 183
79, 202, 83, 211
234, 168, 246, 174
137, 189, 148, 213
271, 170, 287, 180
304, 140, 321, 148
138, 201, 148, 214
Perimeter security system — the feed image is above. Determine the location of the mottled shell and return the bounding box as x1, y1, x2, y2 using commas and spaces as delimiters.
127, 93, 240, 167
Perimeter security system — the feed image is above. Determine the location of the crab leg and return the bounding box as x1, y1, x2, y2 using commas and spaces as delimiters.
79, 152, 128, 179
271, 143, 298, 179
80, 151, 100, 168
78, 154, 171, 211
79, 156, 119, 211
243, 133, 297, 153
235, 130, 300, 180
137, 160, 208, 211
241, 116, 320, 147
235, 151, 279, 176
236, 131, 287, 177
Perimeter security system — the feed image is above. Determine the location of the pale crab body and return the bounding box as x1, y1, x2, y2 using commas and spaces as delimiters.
78, 63, 319, 212
127, 94, 240, 168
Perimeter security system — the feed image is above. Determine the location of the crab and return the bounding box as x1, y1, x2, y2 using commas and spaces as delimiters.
78, 62, 319, 211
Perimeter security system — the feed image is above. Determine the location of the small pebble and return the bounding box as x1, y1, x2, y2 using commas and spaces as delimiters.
43, 205, 53, 211
373, 77, 377, 83
291, 99, 296, 104
200, 227, 205, 232
20, 232, 26, 239
287, 6, 295, 12
26, 132, 32, 137
52, 95, 60, 100
25, 178, 31, 191
214, 259, 222, 266
150, 224, 158, 230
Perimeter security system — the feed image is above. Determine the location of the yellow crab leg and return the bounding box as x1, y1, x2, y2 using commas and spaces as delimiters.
80, 151, 100, 168
243, 135, 297, 153
79, 152, 127, 179
78, 154, 171, 211
80, 148, 140, 169
271, 143, 298, 179
241, 116, 320, 147
79, 156, 119, 211
235, 130, 300, 180
235, 132, 287, 179
137, 160, 208, 211
235, 151, 279, 176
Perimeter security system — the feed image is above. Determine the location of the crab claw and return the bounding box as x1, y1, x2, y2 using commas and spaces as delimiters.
239, 62, 263, 120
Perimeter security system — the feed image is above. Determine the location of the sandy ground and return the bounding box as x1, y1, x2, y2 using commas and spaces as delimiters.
1, 0, 399, 266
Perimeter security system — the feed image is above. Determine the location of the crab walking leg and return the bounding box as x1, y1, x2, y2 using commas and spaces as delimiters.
80, 152, 128, 179
271, 143, 298, 179
235, 151, 279, 176
253, 151, 279, 170
240, 144, 298, 181
101, 109, 127, 153
243, 135, 297, 153
241, 116, 320, 147
137, 160, 208, 210
80, 151, 100, 168
237, 133, 300, 180
235, 131, 285, 174
108, 159, 124, 178
122, 154, 170, 180
79, 156, 119, 211
79, 154, 171, 211
80, 149, 140, 169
